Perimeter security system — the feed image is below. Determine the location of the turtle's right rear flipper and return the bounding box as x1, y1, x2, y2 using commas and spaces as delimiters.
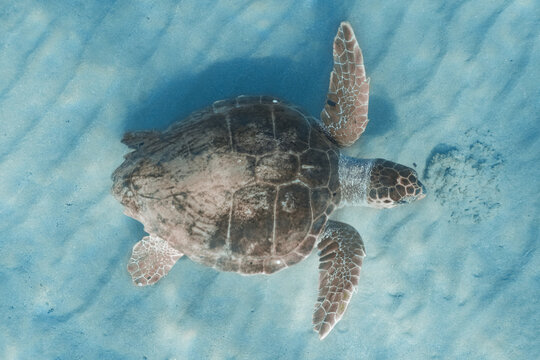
122, 130, 160, 149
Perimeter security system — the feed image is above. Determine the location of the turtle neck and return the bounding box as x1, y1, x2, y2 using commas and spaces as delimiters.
337, 154, 374, 207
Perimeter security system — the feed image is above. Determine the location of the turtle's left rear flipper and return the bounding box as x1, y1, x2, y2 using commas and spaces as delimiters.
313, 220, 366, 339
127, 235, 183, 286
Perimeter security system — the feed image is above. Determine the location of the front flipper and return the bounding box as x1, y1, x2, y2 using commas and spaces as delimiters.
321, 22, 370, 147
313, 220, 366, 339
127, 235, 183, 286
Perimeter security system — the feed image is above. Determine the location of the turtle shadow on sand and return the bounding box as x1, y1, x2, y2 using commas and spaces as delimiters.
365, 96, 397, 137
122, 56, 397, 137
122, 56, 329, 133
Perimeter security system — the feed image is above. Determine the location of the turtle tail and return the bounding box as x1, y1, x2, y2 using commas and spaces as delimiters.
121, 130, 160, 149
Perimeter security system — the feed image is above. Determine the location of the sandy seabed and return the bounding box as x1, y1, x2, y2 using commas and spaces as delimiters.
0, 1, 538, 359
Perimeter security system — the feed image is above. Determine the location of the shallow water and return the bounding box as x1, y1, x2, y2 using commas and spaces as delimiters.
1, 1, 538, 359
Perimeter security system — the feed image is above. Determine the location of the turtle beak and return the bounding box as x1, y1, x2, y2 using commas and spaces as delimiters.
399, 180, 426, 204
417, 181, 427, 200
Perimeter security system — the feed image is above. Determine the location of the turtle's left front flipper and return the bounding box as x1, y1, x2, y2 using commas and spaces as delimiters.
321, 22, 370, 147
313, 220, 366, 340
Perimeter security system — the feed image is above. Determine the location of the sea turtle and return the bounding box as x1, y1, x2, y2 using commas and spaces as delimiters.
112, 22, 426, 339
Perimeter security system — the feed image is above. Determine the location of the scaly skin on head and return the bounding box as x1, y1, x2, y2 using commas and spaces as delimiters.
338, 154, 426, 209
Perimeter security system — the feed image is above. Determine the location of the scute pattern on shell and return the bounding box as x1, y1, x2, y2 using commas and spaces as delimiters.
112, 96, 342, 274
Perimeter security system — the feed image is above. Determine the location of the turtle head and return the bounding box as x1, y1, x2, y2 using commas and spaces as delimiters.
366, 159, 426, 209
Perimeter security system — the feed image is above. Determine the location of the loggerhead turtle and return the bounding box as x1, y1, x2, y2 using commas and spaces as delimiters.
112, 22, 426, 339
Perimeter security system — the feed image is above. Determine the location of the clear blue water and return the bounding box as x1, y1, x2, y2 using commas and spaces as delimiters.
1, 1, 538, 359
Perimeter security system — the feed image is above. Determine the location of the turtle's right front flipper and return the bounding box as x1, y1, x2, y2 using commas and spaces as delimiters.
313, 220, 366, 340
321, 22, 370, 147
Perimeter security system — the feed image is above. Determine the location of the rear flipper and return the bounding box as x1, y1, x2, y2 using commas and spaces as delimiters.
313, 220, 366, 339
127, 235, 183, 286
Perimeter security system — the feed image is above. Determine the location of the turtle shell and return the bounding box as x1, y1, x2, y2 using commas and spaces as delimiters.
112, 95, 342, 274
